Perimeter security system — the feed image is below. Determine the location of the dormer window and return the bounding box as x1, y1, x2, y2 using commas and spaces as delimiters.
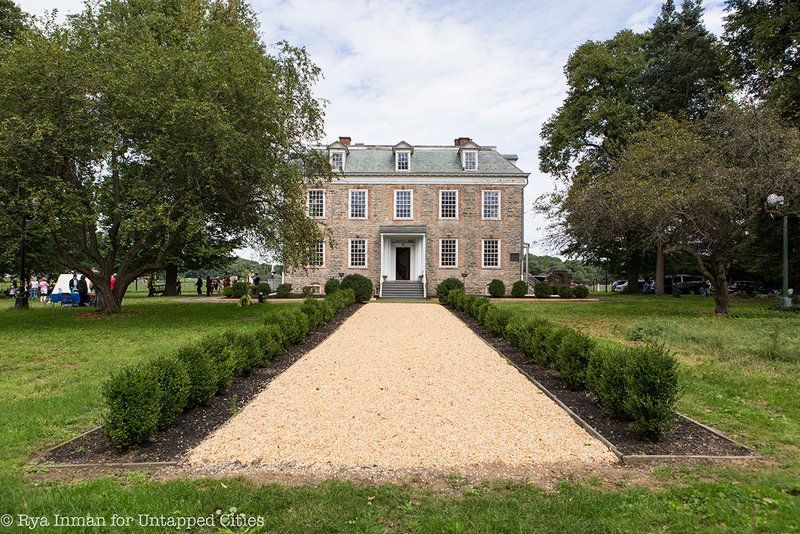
463, 150, 477, 170
396, 150, 410, 171
331, 151, 344, 171
392, 141, 414, 172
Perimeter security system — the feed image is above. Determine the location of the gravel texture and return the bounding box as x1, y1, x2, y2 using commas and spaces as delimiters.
189, 303, 616, 472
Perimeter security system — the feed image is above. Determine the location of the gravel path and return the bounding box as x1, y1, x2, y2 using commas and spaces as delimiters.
188, 303, 616, 473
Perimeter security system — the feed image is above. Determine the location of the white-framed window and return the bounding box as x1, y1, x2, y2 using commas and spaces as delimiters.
348, 238, 367, 268
310, 241, 325, 268
439, 190, 458, 219
307, 189, 325, 219
331, 151, 344, 172
482, 239, 500, 269
395, 150, 410, 171
463, 150, 478, 170
308, 283, 321, 295
482, 190, 500, 220
348, 189, 368, 219
394, 189, 413, 220
439, 238, 458, 268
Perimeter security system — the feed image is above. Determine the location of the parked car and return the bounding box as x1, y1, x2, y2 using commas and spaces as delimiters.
728, 280, 760, 297
672, 274, 706, 294
611, 280, 627, 292
613, 279, 645, 293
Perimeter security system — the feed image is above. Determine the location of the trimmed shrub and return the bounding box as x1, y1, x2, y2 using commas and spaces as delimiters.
102, 366, 163, 448
176, 344, 218, 408
227, 330, 262, 375
586, 343, 631, 419
301, 298, 326, 328
324, 278, 340, 295
319, 299, 336, 322
436, 277, 464, 301
470, 296, 489, 319
266, 309, 310, 345
148, 356, 190, 429
558, 285, 574, 299
462, 294, 477, 314
252, 324, 285, 363
275, 283, 293, 298
450, 288, 466, 309
252, 282, 271, 296
482, 305, 511, 336
534, 282, 553, 298
573, 285, 590, 298
302, 285, 317, 297
542, 325, 571, 366
488, 279, 506, 297
340, 274, 373, 302
624, 343, 679, 440
505, 316, 552, 362
224, 281, 248, 298
324, 287, 355, 312
555, 330, 595, 389
199, 332, 235, 393
511, 280, 529, 298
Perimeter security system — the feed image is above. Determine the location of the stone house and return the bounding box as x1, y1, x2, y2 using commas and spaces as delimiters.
284, 137, 529, 298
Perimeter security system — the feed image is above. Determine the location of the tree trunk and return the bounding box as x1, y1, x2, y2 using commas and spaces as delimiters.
655, 243, 665, 296
713, 271, 730, 315
92, 278, 123, 312
163, 264, 178, 296
624, 253, 640, 294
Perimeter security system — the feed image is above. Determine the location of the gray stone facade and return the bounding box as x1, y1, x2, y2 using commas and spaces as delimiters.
284, 139, 528, 297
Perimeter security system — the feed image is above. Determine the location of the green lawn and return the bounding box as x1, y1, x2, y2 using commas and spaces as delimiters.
1, 294, 799, 532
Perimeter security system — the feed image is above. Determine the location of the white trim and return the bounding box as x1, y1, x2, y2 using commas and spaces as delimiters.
348, 238, 368, 269
333, 175, 527, 185
439, 238, 458, 268
481, 238, 501, 269
309, 241, 325, 269
438, 189, 458, 220
330, 150, 346, 172
348, 189, 368, 219
393, 189, 413, 220
395, 150, 411, 172
481, 190, 501, 220
306, 188, 326, 219
462, 150, 478, 171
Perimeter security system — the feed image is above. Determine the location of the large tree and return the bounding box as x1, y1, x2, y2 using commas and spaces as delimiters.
539, 0, 729, 293
0, 0, 330, 311
607, 105, 800, 314
724, 0, 800, 126
0, 0, 24, 42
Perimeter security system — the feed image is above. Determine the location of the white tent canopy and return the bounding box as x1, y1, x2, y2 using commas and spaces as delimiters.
52, 273, 82, 294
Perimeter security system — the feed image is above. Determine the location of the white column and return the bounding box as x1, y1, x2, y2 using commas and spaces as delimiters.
422, 234, 427, 298
379, 234, 384, 298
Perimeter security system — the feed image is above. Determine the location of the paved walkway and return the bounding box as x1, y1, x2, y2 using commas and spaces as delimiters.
189, 303, 615, 473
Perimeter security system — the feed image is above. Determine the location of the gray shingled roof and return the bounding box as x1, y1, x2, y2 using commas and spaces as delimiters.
333, 147, 526, 176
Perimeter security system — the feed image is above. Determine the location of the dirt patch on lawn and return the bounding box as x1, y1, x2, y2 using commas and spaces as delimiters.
36, 304, 364, 466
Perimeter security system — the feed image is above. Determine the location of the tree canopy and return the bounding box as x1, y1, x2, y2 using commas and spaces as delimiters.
0, 0, 331, 310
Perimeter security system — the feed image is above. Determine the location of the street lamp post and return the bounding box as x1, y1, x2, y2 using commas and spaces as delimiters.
766, 194, 791, 309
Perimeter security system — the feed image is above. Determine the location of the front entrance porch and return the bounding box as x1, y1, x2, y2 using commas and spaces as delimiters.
379, 225, 427, 298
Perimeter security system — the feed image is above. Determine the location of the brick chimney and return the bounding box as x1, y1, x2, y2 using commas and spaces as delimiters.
338, 136, 351, 146
454, 137, 471, 147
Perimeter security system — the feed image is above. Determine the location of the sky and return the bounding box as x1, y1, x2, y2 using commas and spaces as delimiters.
18, 0, 728, 259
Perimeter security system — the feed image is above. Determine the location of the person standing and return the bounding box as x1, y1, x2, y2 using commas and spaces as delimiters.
110, 274, 117, 291
69, 273, 78, 291
253, 273, 260, 286
196, 276, 203, 296
206, 276, 212, 297
147, 277, 155, 297
77, 275, 89, 306
39, 278, 49, 304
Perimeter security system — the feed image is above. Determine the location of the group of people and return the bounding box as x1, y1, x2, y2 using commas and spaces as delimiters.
193, 272, 262, 296
7, 273, 93, 306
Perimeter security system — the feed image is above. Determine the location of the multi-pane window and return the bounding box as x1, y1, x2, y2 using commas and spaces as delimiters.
482, 190, 500, 220
464, 151, 477, 170
349, 239, 367, 268
307, 189, 325, 218
439, 190, 457, 219
440, 239, 458, 268
482, 239, 500, 268
396, 151, 410, 171
310, 241, 324, 268
349, 189, 367, 219
394, 190, 413, 219
331, 152, 344, 171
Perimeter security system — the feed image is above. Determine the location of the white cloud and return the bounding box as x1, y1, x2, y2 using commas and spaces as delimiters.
18, 0, 695, 258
